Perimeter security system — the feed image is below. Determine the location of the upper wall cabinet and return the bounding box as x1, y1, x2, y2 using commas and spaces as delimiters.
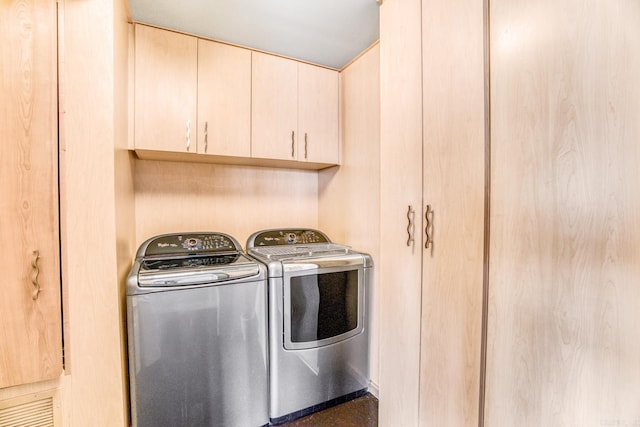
133, 24, 339, 170
134, 25, 198, 153
197, 39, 251, 157
250, 52, 298, 161
252, 51, 340, 165
298, 62, 340, 164
134, 25, 251, 157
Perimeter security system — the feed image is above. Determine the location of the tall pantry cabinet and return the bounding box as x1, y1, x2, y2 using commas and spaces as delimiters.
0, 0, 62, 390
380, 0, 640, 426
485, 0, 640, 425
378, 0, 485, 426
419, 0, 485, 425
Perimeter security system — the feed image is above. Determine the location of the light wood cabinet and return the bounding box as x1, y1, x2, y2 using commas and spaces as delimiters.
378, 0, 485, 425
251, 51, 299, 161
378, 0, 424, 424
135, 25, 251, 158
485, 0, 640, 425
197, 39, 251, 157
251, 51, 339, 165
419, 0, 485, 425
298, 62, 340, 164
134, 26, 338, 169
134, 24, 197, 153
0, 0, 62, 389
381, 0, 640, 425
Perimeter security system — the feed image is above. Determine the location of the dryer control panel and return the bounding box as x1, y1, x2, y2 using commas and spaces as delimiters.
250, 229, 330, 246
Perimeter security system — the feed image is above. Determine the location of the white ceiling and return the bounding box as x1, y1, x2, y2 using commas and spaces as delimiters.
128, 0, 380, 70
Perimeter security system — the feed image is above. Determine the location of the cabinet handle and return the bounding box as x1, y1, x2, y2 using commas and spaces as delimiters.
407, 205, 415, 247
304, 133, 308, 159
31, 250, 41, 300
186, 119, 191, 152
425, 204, 434, 249
291, 131, 295, 158
204, 121, 208, 153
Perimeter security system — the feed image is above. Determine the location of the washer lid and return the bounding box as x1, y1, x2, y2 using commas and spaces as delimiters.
138, 254, 260, 287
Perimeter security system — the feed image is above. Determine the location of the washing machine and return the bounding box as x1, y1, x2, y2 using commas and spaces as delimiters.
126, 232, 268, 427
246, 228, 372, 425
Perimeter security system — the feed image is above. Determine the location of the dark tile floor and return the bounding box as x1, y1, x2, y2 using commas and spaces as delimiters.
278, 393, 378, 427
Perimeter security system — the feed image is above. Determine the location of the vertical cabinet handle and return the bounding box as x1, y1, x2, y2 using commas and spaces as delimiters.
407, 205, 415, 247
186, 119, 191, 151
204, 121, 208, 153
425, 204, 434, 249
304, 133, 308, 159
291, 131, 295, 158
31, 250, 41, 300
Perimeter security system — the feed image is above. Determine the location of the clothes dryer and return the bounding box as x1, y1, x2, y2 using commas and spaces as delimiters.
246, 228, 372, 425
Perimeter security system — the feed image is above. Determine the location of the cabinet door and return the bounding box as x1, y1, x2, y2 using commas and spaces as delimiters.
197, 40, 251, 157
298, 63, 339, 164
420, 0, 485, 425
134, 25, 197, 153
487, 1, 640, 425
378, 0, 424, 425
0, 0, 62, 388
251, 51, 298, 161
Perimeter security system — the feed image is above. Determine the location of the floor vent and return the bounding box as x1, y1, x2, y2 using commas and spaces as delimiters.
0, 397, 54, 427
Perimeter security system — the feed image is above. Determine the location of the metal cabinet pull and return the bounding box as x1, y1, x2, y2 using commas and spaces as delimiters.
31, 250, 40, 300
186, 119, 191, 151
204, 121, 208, 153
304, 133, 308, 159
291, 131, 295, 158
407, 205, 415, 247
425, 204, 434, 249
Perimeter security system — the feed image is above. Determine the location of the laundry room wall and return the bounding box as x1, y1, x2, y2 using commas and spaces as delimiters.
58, 0, 132, 425
134, 160, 319, 247
319, 44, 381, 394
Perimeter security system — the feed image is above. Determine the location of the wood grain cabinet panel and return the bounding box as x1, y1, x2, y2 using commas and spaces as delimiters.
252, 51, 339, 165
251, 51, 299, 161
378, 0, 485, 426
486, 0, 640, 425
197, 39, 251, 157
420, 0, 485, 425
0, 0, 62, 389
378, 0, 425, 425
298, 63, 339, 164
134, 25, 197, 153
134, 26, 339, 169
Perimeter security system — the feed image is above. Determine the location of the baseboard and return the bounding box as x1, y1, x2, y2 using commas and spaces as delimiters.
368, 380, 380, 399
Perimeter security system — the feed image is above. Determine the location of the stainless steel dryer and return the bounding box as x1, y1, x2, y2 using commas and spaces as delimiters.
127, 232, 268, 427
246, 228, 372, 425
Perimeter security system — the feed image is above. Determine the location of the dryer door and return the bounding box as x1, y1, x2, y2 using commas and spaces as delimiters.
283, 260, 365, 350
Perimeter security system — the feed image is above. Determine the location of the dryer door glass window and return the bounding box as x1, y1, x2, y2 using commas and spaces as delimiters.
284, 267, 363, 350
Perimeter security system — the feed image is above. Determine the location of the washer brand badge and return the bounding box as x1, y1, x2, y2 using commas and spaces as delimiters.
157, 243, 178, 248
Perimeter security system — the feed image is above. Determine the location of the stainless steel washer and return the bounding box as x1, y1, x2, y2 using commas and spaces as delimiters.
246, 228, 372, 425
127, 232, 268, 427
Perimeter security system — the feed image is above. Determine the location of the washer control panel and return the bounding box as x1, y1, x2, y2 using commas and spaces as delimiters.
250, 229, 330, 246
143, 233, 238, 256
